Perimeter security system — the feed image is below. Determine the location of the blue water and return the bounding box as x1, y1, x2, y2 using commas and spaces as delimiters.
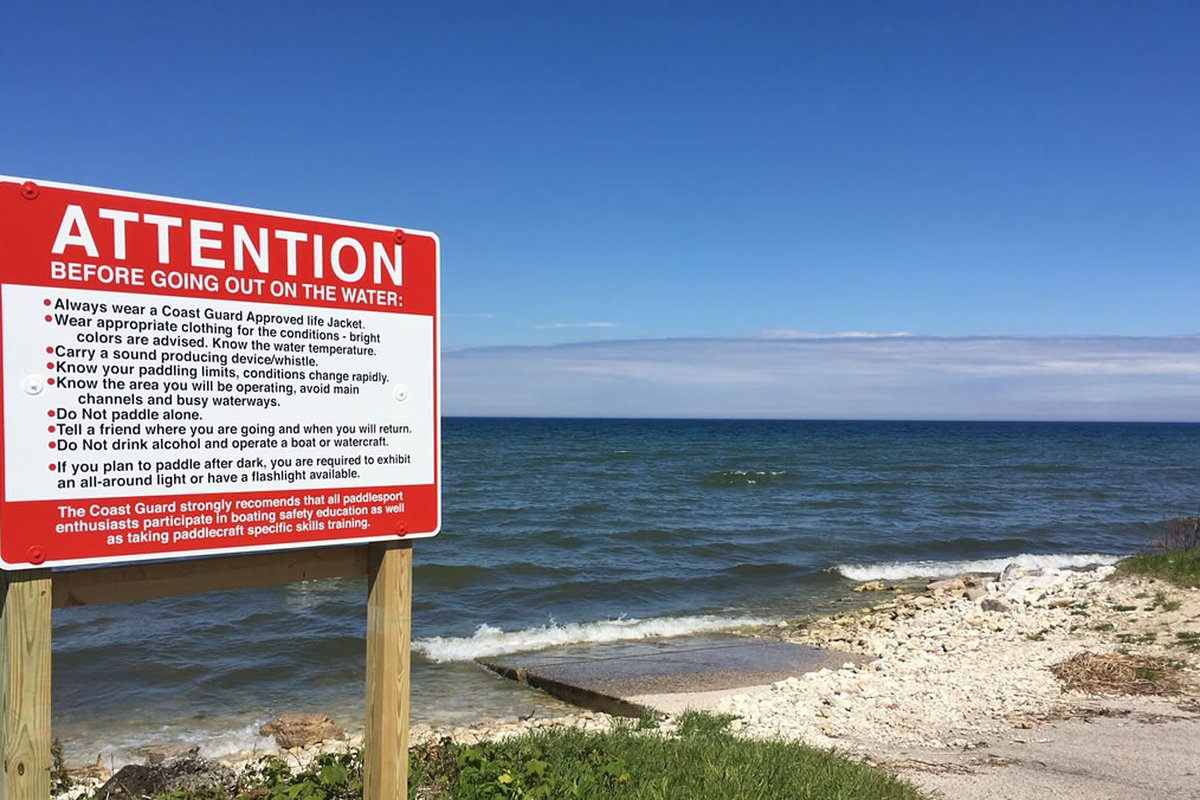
51, 419, 1200, 759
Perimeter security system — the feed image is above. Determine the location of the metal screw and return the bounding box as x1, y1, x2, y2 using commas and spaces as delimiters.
26, 547, 46, 565
393, 229, 406, 245
20, 181, 39, 200
22, 375, 45, 396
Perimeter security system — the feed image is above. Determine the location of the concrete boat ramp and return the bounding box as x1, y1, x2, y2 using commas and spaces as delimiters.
477, 634, 862, 717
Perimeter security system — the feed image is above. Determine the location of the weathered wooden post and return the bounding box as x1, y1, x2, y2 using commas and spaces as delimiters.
365, 540, 413, 798
1, 570, 52, 799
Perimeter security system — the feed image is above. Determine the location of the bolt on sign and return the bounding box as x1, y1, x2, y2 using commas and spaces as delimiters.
0, 177, 440, 569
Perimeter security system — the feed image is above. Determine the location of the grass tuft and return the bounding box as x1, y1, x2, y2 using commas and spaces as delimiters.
1117, 512, 1200, 587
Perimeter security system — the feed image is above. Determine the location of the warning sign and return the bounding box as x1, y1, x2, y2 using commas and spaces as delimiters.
0, 177, 440, 569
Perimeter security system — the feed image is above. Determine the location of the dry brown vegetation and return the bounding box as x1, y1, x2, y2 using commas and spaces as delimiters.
1050, 651, 1184, 696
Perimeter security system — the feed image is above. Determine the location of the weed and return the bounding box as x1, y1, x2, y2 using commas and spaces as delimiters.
1121, 542, 1200, 589
1116, 632, 1157, 645
239, 750, 362, 800
1155, 517, 1200, 551
1170, 631, 1200, 653
51, 738, 72, 795
635, 709, 660, 731
1149, 591, 1182, 612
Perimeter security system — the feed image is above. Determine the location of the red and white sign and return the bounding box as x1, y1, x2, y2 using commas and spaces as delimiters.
0, 176, 440, 569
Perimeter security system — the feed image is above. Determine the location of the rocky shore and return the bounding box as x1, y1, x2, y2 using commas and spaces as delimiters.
60, 562, 1200, 799
716, 563, 1200, 749
712, 563, 1200, 798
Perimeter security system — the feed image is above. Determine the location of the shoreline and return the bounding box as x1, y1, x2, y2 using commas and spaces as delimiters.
652, 562, 1200, 797
59, 560, 1200, 798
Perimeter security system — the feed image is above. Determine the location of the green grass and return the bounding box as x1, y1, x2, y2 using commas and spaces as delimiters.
1116, 632, 1157, 645
409, 714, 928, 799
132, 714, 928, 800
1150, 590, 1182, 612
1172, 631, 1200, 654
1119, 550, 1200, 588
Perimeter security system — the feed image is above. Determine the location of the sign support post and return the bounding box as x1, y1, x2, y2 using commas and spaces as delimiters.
0, 547, 415, 799
1, 569, 52, 800
365, 540, 412, 799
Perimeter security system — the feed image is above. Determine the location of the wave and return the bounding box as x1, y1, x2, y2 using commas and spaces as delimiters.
414, 614, 768, 663
833, 552, 1124, 581
78, 719, 270, 765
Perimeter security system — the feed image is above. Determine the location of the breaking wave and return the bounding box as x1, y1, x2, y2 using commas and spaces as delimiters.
414, 614, 769, 663
833, 552, 1124, 581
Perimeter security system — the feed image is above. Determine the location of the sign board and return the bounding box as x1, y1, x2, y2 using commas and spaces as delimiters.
0, 177, 439, 569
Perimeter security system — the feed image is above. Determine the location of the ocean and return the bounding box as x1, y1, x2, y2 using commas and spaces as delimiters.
52, 418, 1200, 760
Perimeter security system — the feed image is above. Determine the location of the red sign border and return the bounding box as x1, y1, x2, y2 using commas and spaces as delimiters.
0, 175, 441, 570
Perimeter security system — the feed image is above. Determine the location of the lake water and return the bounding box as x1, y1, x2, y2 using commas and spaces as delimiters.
52, 418, 1200, 760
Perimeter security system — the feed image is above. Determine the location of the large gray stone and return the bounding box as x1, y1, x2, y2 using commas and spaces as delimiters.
94, 756, 235, 799
981, 596, 1012, 613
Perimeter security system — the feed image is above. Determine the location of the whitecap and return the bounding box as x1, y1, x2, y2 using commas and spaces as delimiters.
414, 614, 768, 663
833, 552, 1123, 581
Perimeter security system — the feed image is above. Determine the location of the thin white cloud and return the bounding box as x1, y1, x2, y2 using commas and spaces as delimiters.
443, 335, 1200, 421
759, 329, 912, 339
533, 322, 620, 330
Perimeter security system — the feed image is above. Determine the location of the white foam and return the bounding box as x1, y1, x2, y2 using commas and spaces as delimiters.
196, 720, 285, 759
74, 719, 275, 768
834, 552, 1124, 581
414, 614, 768, 663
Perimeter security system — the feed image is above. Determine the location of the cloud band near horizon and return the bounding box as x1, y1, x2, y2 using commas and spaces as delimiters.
443, 334, 1200, 421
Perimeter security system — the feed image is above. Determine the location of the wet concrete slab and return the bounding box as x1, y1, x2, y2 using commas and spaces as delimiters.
477, 634, 862, 717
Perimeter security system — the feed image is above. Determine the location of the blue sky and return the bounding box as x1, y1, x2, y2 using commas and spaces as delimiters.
4, 2, 1199, 419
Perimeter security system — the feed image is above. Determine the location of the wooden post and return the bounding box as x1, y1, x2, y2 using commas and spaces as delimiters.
364, 541, 412, 800
0, 570, 52, 800
0, 544, 413, 799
